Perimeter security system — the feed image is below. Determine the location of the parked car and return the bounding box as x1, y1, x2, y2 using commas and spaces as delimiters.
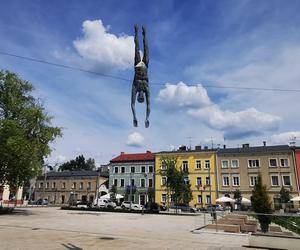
76, 201, 92, 208
28, 200, 36, 205
121, 201, 143, 210
36, 199, 48, 205
204, 204, 224, 211
94, 198, 116, 208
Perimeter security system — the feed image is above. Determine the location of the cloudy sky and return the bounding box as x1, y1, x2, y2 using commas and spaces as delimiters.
1, 0, 300, 166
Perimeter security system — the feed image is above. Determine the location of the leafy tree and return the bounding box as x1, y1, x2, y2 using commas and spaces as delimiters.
234, 189, 242, 209
0, 70, 62, 189
58, 155, 96, 171
147, 187, 155, 203
280, 187, 291, 205
251, 175, 272, 232
110, 185, 117, 203
159, 157, 193, 208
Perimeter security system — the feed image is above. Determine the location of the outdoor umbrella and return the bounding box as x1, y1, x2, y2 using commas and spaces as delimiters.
100, 194, 124, 199
216, 196, 235, 203
241, 197, 251, 204
290, 196, 300, 201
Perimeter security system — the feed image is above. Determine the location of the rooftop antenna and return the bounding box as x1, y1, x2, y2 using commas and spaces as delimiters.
211, 136, 214, 149
290, 136, 296, 147
187, 136, 193, 150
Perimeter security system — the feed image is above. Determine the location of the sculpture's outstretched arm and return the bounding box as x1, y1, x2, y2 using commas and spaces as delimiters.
134, 25, 141, 66
142, 26, 149, 67
145, 86, 150, 128
131, 84, 138, 127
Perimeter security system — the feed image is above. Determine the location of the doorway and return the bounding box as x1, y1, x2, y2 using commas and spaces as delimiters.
140, 194, 146, 206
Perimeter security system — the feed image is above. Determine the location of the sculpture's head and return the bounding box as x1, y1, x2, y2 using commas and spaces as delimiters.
137, 91, 144, 103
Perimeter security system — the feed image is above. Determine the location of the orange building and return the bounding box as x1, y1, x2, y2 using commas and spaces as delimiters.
294, 147, 300, 193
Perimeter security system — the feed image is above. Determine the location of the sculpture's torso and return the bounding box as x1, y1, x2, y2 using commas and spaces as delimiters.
134, 66, 148, 91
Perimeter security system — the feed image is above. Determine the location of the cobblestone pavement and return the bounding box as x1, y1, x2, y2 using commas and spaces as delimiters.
0, 207, 253, 250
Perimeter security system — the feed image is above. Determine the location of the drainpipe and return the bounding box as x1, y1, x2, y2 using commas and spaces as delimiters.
292, 149, 300, 195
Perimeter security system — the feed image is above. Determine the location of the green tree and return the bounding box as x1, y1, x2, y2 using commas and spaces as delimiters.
0, 70, 62, 189
147, 187, 155, 203
159, 157, 193, 209
58, 155, 96, 171
279, 187, 291, 210
234, 189, 242, 209
110, 185, 117, 203
251, 175, 272, 232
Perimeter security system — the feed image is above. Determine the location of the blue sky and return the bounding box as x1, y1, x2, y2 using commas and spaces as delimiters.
1, 0, 300, 165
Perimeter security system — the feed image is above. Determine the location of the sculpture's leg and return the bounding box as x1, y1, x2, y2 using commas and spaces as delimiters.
142, 25, 149, 67
131, 84, 138, 127
134, 25, 141, 66
145, 86, 150, 128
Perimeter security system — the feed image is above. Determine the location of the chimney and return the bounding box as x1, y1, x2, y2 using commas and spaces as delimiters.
263, 141, 266, 147
242, 144, 250, 148
146, 150, 151, 153
179, 145, 187, 151
223, 145, 226, 149
195, 145, 202, 151
121, 152, 125, 155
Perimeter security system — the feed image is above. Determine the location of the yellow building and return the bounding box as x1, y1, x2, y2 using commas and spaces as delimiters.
155, 146, 217, 208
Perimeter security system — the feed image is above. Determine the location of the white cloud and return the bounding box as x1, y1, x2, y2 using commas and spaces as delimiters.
271, 131, 300, 145
157, 82, 281, 139
156, 82, 211, 109
73, 20, 134, 70
126, 132, 144, 147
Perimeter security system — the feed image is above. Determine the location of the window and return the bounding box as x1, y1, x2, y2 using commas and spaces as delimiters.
248, 159, 260, 168
196, 177, 202, 186
161, 176, 167, 186
161, 162, 166, 170
46, 182, 49, 189
87, 182, 91, 189
269, 158, 277, 167
148, 179, 153, 188
232, 175, 240, 186
120, 179, 125, 187
249, 176, 258, 186
121, 167, 125, 173
182, 161, 189, 172
141, 179, 145, 187
131, 179, 135, 186
52, 182, 56, 188
72, 182, 76, 189
231, 160, 239, 168
113, 179, 118, 187
62, 182, 66, 189
79, 182, 83, 189
114, 167, 118, 173
271, 175, 279, 186
205, 176, 210, 186
282, 175, 291, 186
161, 194, 167, 202
131, 166, 135, 173
197, 195, 203, 204
205, 160, 210, 169
39, 182, 43, 188
195, 160, 201, 169
206, 195, 211, 204
223, 176, 230, 186
221, 160, 229, 169
148, 166, 153, 173
141, 166, 146, 173
280, 158, 289, 167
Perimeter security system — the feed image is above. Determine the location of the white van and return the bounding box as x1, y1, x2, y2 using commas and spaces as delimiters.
93, 198, 116, 208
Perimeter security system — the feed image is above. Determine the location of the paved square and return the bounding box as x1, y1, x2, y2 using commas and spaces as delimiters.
0, 207, 251, 249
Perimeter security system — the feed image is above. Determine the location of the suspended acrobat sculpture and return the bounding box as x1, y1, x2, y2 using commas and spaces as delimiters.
131, 24, 150, 128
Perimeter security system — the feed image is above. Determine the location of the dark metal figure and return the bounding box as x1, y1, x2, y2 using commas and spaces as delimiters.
131, 25, 150, 128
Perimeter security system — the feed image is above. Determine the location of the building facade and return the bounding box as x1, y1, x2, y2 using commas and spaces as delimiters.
293, 147, 300, 193
0, 185, 23, 205
217, 144, 299, 207
155, 146, 218, 208
34, 171, 107, 204
109, 151, 155, 205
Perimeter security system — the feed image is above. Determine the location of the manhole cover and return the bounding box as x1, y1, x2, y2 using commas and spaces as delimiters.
99, 237, 115, 240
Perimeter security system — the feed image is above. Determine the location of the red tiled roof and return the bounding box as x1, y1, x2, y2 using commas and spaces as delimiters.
110, 151, 155, 162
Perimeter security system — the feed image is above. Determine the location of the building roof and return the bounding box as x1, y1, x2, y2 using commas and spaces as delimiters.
110, 151, 155, 163
156, 149, 216, 155
37, 170, 106, 179
217, 145, 291, 155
